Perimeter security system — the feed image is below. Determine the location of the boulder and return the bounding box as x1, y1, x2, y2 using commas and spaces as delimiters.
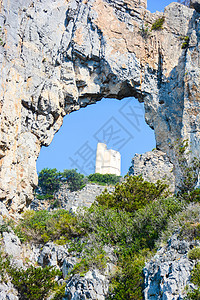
143, 233, 198, 299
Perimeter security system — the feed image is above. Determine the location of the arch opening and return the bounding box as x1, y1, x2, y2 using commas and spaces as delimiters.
37, 97, 156, 177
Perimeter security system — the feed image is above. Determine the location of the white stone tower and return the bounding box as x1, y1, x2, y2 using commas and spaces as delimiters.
95, 143, 121, 176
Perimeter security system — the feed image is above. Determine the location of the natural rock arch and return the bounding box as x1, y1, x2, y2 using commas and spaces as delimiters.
0, 0, 199, 212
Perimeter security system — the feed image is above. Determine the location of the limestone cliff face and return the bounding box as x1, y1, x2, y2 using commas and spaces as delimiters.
0, 0, 200, 212
129, 150, 176, 192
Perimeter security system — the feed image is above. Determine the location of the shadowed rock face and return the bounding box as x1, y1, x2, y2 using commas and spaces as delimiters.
0, 0, 199, 212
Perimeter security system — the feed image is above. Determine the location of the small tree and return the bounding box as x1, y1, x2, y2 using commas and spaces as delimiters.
37, 168, 62, 195
96, 175, 168, 213
62, 169, 86, 192
7, 264, 61, 300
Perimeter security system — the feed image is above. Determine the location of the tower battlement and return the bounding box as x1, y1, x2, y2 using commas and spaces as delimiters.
95, 143, 121, 176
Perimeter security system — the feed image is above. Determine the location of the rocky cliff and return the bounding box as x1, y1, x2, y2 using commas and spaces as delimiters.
31, 182, 114, 211
129, 149, 176, 192
144, 233, 197, 300
1, 201, 200, 300
0, 0, 200, 212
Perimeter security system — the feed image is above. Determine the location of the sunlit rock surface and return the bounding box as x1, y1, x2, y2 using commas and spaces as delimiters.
31, 183, 114, 212
129, 150, 176, 192
0, 0, 200, 211
144, 233, 197, 300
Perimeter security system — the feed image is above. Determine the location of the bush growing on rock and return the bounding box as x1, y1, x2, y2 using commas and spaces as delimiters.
62, 168, 86, 191
188, 247, 200, 260
187, 262, 200, 299
181, 36, 190, 49
108, 252, 147, 300
158, 203, 200, 245
37, 168, 62, 196
151, 16, 165, 31
95, 175, 168, 213
37, 168, 86, 199
79, 197, 183, 252
74, 196, 183, 298
170, 139, 200, 197
87, 173, 121, 186
15, 174, 188, 300
7, 264, 62, 300
0, 248, 65, 300
17, 209, 82, 244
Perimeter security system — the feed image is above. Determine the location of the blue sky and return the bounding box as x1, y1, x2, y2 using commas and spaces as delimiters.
37, 0, 174, 176
147, 0, 174, 12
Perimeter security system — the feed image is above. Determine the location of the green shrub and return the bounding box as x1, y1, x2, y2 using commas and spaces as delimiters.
177, 204, 200, 241
96, 175, 168, 213
179, 222, 200, 241
70, 250, 107, 278
78, 197, 182, 252
139, 23, 150, 39
0, 249, 8, 283
70, 258, 90, 277
16, 173, 185, 300
37, 168, 62, 195
74, 195, 183, 299
52, 283, 67, 300
108, 252, 147, 300
0, 247, 66, 300
78, 206, 134, 248
181, 36, 189, 49
188, 247, 200, 260
187, 288, 200, 300
36, 168, 86, 198
51, 199, 61, 209
0, 26, 3, 46
187, 262, 200, 299
17, 209, 82, 244
151, 16, 165, 31
36, 194, 54, 200
170, 139, 200, 196
158, 203, 200, 245
188, 188, 200, 203
88, 173, 121, 186
7, 264, 62, 300
62, 169, 86, 192
132, 197, 183, 250
0, 223, 11, 234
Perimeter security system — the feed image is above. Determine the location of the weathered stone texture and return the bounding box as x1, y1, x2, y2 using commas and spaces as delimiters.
144, 233, 197, 300
0, 0, 200, 211
30, 183, 114, 212
129, 150, 175, 192
0, 221, 114, 300
65, 270, 109, 300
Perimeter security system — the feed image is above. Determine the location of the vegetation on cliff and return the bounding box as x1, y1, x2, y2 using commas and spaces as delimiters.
0, 251, 65, 300
9, 174, 190, 299
87, 173, 121, 186
36, 168, 121, 203
2, 156, 200, 299
37, 168, 86, 198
